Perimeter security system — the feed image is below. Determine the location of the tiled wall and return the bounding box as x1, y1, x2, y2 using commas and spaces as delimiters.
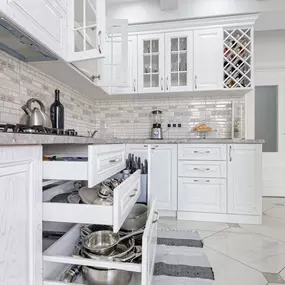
0, 50, 245, 139
94, 97, 245, 139
0, 51, 96, 136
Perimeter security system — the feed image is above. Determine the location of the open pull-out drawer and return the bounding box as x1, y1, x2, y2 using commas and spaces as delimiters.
43, 170, 141, 232
42, 200, 158, 285
43, 144, 126, 188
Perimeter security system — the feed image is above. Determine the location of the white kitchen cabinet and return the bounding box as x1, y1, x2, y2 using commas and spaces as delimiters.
0, 0, 67, 58
149, 144, 178, 212
138, 33, 165, 93
0, 146, 42, 285
178, 178, 226, 213
227, 144, 262, 215
165, 31, 194, 92
66, 0, 105, 62
112, 35, 138, 94
194, 28, 223, 90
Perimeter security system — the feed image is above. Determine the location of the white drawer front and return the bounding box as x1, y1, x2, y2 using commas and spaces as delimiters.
178, 161, 226, 178
43, 170, 141, 232
178, 178, 226, 213
42, 200, 158, 281
178, 144, 226, 161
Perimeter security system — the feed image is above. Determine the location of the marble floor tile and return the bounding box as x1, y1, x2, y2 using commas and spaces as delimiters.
241, 215, 285, 243
203, 246, 267, 285
204, 229, 285, 273
263, 198, 285, 212
265, 206, 285, 221
262, 272, 285, 284
159, 218, 229, 232
280, 267, 285, 281
228, 223, 241, 228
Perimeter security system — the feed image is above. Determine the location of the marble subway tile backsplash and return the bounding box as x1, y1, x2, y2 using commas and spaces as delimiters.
0, 51, 96, 136
94, 97, 245, 139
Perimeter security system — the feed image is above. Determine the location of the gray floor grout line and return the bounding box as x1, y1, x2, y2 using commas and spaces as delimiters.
204, 244, 269, 277
201, 227, 230, 241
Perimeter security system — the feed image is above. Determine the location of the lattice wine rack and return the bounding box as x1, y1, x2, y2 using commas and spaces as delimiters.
223, 28, 252, 88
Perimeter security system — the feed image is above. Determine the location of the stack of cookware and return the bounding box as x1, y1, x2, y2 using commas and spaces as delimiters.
62, 204, 148, 285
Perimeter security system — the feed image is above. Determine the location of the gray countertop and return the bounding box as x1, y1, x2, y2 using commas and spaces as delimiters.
0, 133, 264, 145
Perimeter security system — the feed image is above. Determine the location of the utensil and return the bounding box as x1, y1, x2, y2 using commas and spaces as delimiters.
83, 229, 144, 255
82, 266, 132, 285
20, 98, 52, 128
59, 265, 81, 283
121, 204, 148, 231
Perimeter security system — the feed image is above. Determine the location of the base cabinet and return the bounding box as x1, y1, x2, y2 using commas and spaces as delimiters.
227, 144, 262, 215
0, 146, 42, 285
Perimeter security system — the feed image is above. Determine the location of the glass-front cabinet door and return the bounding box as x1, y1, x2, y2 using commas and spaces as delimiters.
165, 31, 193, 92
138, 34, 165, 93
67, 0, 105, 62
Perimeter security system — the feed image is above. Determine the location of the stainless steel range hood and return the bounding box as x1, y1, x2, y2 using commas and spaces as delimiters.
0, 16, 58, 62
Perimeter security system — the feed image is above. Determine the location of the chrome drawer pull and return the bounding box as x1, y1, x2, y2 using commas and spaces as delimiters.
152, 211, 159, 224
129, 189, 138, 198
109, 158, 120, 163
194, 168, 210, 171
193, 151, 210, 154
194, 179, 210, 183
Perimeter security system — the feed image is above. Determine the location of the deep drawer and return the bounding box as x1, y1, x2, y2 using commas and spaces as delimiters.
178, 160, 226, 178
178, 144, 226, 161
43, 144, 126, 188
43, 170, 141, 233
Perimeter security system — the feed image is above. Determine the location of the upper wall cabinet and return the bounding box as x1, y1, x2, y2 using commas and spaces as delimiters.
0, 0, 67, 58
165, 31, 194, 92
223, 28, 253, 89
66, 0, 106, 62
138, 34, 165, 93
194, 28, 223, 90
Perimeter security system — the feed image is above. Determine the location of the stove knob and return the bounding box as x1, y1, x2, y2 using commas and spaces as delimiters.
65, 129, 75, 136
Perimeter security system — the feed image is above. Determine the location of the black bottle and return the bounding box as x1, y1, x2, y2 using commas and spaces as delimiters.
50, 89, 64, 130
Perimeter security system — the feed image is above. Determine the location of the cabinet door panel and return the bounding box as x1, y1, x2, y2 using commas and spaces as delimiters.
194, 28, 223, 90
165, 31, 193, 92
0, 146, 42, 285
150, 145, 178, 211
227, 144, 262, 215
138, 34, 165, 93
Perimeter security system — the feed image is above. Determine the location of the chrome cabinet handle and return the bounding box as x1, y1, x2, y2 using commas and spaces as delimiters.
98, 31, 102, 54
166, 76, 169, 90
151, 145, 158, 150
194, 179, 210, 183
195, 75, 198, 89
152, 211, 159, 224
193, 151, 210, 154
133, 78, 136, 92
160, 77, 163, 91
129, 189, 138, 198
194, 168, 210, 171
109, 158, 120, 163
229, 146, 232, 162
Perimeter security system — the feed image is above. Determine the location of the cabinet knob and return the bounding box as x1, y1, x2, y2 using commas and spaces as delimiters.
195, 75, 198, 89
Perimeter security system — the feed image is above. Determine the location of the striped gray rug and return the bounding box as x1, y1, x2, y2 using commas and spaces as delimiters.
153, 229, 215, 285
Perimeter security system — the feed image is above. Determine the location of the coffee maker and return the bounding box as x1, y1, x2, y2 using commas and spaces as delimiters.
151, 110, 163, 139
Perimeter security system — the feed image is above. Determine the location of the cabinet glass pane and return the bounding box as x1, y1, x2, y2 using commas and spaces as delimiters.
74, 0, 84, 28
152, 55, 159, 73
85, 26, 97, 50
74, 29, 84, 52
179, 73, 187, 86
152, 40, 159, 53
171, 73, 178, 86
144, 75, 150, 87
171, 38, 178, 51
86, 0, 97, 26
179, 53, 187, 71
171, 54, 178, 72
180, 37, 187, 51
255, 86, 278, 152
143, 55, 150, 73
144, 40, 150, 53
152, 74, 159, 87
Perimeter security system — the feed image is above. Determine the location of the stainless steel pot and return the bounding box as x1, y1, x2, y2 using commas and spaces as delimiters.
82, 266, 132, 285
121, 204, 148, 231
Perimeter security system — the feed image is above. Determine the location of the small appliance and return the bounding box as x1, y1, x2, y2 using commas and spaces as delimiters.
151, 110, 163, 140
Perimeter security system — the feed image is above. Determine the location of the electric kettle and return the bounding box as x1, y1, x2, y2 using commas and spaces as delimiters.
20, 98, 52, 128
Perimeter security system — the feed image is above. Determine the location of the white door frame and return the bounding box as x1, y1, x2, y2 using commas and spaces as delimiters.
247, 69, 285, 196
